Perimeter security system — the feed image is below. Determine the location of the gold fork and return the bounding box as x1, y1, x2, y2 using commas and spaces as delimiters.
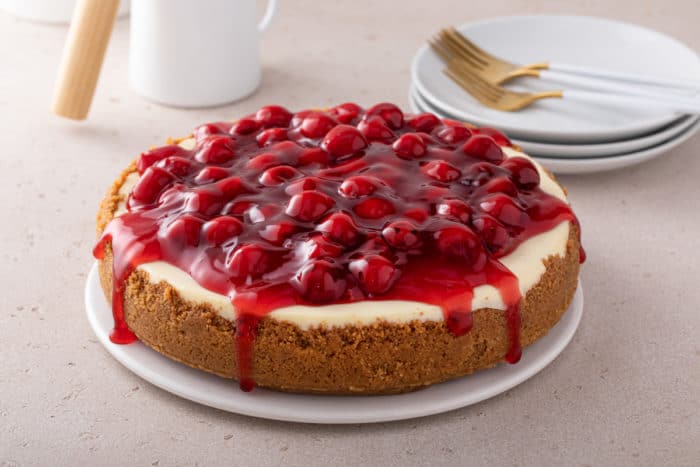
440, 27, 547, 84
442, 27, 700, 97
429, 37, 562, 111
446, 63, 563, 111
430, 36, 700, 113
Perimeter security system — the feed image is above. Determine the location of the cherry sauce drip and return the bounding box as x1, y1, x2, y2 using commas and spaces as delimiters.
94, 103, 584, 390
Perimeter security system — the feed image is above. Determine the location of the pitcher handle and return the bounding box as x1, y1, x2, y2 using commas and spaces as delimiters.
258, 0, 278, 33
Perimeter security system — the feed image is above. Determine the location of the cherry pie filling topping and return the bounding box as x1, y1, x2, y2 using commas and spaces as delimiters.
94, 103, 584, 391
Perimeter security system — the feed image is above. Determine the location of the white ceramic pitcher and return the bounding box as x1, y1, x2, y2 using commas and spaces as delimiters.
129, 0, 278, 107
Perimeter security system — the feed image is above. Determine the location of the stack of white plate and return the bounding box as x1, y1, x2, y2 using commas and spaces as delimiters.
409, 15, 700, 174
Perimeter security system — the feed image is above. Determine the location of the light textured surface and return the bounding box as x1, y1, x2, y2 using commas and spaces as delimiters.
0, 1, 698, 466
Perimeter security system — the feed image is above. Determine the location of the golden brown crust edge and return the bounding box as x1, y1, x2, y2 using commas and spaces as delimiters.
95, 164, 580, 395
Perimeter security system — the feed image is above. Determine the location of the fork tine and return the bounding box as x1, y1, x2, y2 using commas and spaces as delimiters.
429, 38, 447, 60
444, 68, 499, 108
443, 68, 477, 96
468, 68, 505, 99
445, 64, 500, 104
437, 31, 484, 70
450, 27, 550, 73
447, 27, 501, 64
442, 29, 489, 67
451, 68, 498, 100
447, 60, 503, 100
446, 68, 530, 111
429, 37, 455, 63
446, 63, 563, 112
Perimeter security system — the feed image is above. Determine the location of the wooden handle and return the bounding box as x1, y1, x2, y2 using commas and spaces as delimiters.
51, 0, 120, 120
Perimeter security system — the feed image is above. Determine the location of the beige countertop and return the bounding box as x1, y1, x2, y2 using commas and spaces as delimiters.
1, 1, 699, 465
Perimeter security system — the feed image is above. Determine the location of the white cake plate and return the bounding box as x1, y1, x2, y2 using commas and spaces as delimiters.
85, 262, 583, 424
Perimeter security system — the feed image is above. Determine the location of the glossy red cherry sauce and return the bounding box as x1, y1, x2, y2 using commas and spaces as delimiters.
94, 103, 584, 391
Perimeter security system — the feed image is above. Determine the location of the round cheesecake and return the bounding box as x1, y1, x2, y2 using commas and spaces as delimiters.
94, 103, 583, 394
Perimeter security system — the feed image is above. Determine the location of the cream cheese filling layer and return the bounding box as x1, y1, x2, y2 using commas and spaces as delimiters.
114, 141, 570, 329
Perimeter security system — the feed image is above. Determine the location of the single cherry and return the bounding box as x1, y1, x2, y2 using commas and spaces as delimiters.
382, 220, 421, 250
330, 102, 363, 124
226, 244, 271, 279
479, 193, 524, 226
131, 166, 175, 205
302, 235, 344, 259
256, 128, 288, 147
317, 212, 361, 246
230, 118, 260, 135
215, 176, 249, 199
433, 224, 483, 264
156, 185, 186, 207
481, 177, 518, 196
462, 161, 502, 187
366, 103, 404, 129
358, 116, 394, 142
321, 125, 368, 158
256, 105, 293, 128
298, 148, 330, 166
194, 122, 231, 142
407, 113, 441, 133
138, 145, 188, 174
156, 156, 198, 178
203, 216, 244, 246
403, 207, 429, 223
290, 110, 314, 128
461, 135, 505, 163
330, 102, 362, 124
422, 160, 461, 182
246, 152, 280, 171
184, 188, 225, 216
353, 197, 396, 219
246, 204, 278, 224
294, 259, 347, 302
222, 200, 254, 217
285, 176, 321, 196
259, 221, 297, 245
418, 185, 452, 202
195, 166, 230, 184
300, 112, 337, 138
318, 157, 368, 178
164, 214, 204, 247
356, 236, 393, 258
476, 127, 512, 147
435, 125, 472, 145
501, 157, 540, 190
286, 190, 335, 222
196, 135, 236, 164
436, 199, 472, 223
258, 165, 301, 186
338, 175, 379, 198
392, 133, 427, 159
349, 254, 399, 295
472, 215, 510, 255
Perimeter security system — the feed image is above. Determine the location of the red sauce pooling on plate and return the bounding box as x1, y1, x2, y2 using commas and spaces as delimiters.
94, 103, 584, 391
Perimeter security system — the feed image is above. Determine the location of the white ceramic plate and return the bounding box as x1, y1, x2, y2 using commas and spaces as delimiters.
514, 117, 698, 158
530, 119, 700, 174
408, 86, 700, 175
410, 84, 700, 158
411, 15, 700, 143
85, 263, 584, 424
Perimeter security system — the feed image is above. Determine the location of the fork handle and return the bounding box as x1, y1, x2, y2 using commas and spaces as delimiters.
541, 70, 699, 101
562, 89, 700, 114
548, 62, 700, 92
